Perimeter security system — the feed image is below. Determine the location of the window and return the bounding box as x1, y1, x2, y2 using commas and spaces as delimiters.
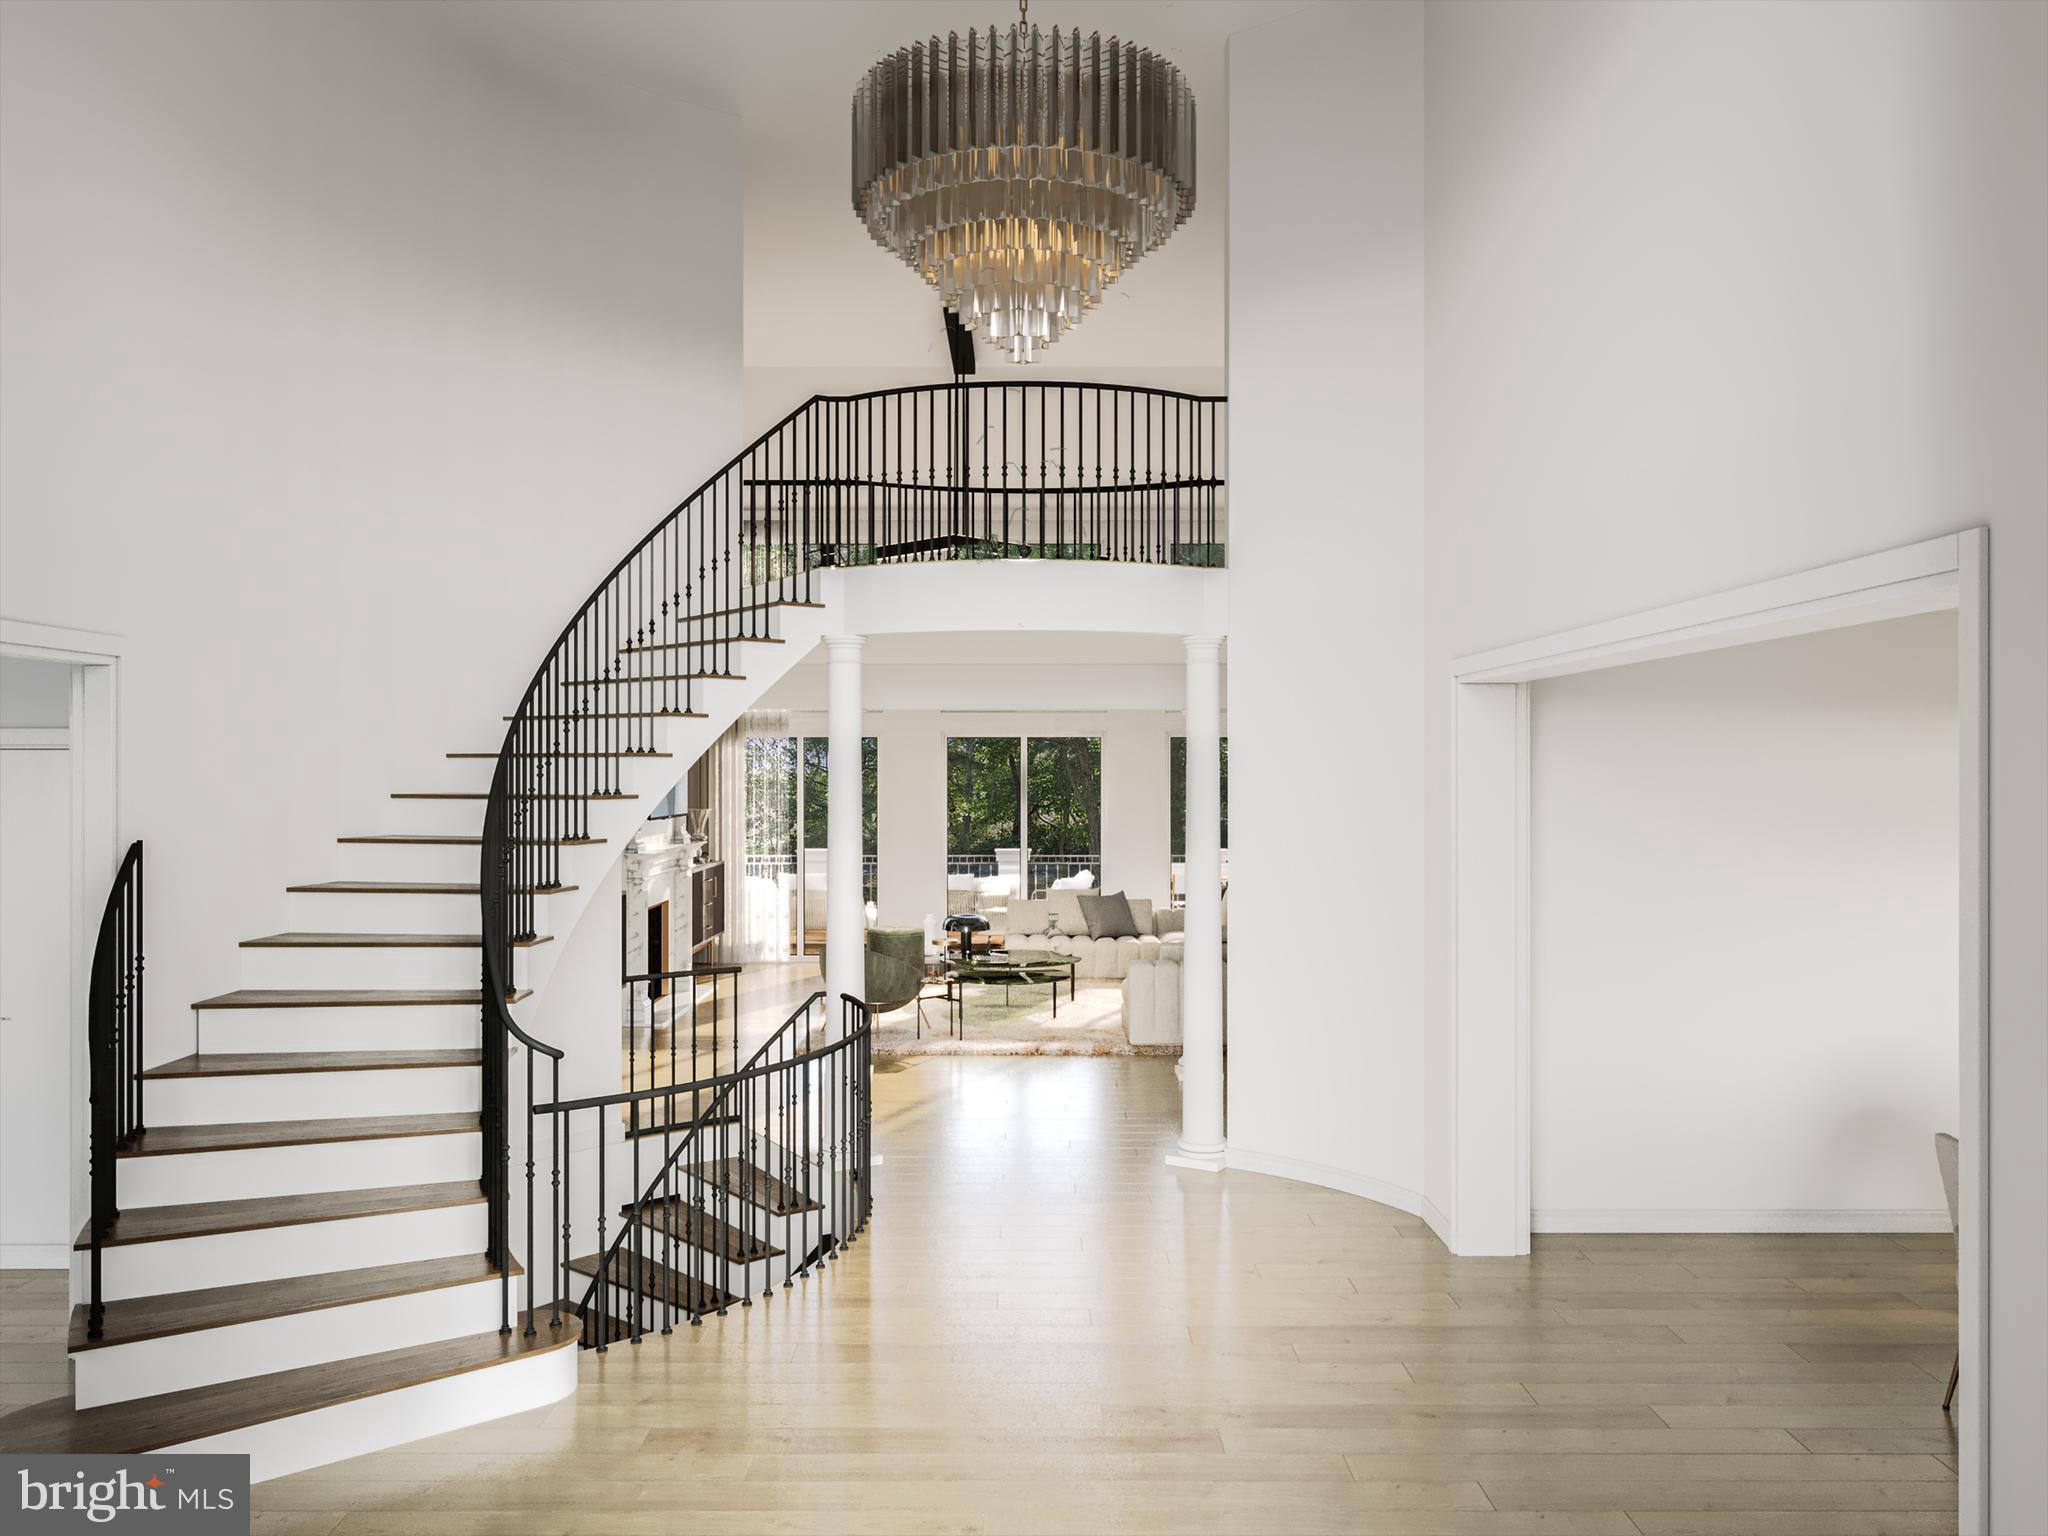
745, 733, 876, 958
802, 736, 879, 899
946, 737, 1020, 895
1169, 736, 1229, 903
1026, 736, 1102, 895
946, 735, 1102, 911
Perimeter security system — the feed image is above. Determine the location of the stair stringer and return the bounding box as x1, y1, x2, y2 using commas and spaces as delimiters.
499, 595, 839, 998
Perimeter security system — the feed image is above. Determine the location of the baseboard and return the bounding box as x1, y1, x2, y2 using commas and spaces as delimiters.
1416, 1193, 1456, 1251
1531, 1207, 1953, 1234
1224, 1146, 1431, 1222
0, 1244, 69, 1268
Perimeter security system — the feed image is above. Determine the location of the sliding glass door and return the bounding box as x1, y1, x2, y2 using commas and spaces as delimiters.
945, 737, 1021, 917
1026, 737, 1102, 896
946, 734, 1102, 916
746, 733, 876, 959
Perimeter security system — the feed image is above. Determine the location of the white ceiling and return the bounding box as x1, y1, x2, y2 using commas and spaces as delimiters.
441, 1, 1308, 374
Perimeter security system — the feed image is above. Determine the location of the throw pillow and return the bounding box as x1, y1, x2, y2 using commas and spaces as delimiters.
1077, 889, 1141, 939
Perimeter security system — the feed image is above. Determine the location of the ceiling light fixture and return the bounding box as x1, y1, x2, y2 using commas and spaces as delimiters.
851, 0, 1197, 364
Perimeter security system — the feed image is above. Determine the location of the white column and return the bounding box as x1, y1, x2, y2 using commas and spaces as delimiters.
825, 635, 866, 1016
1170, 634, 1227, 1170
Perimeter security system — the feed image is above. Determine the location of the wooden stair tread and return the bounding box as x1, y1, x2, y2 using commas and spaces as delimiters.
631, 1195, 785, 1263
447, 750, 674, 759
566, 1249, 735, 1317
284, 881, 576, 895
391, 791, 633, 802
69, 1253, 517, 1352
616, 599, 820, 648
688, 1157, 823, 1217
0, 1312, 578, 1454
74, 1181, 483, 1250
504, 710, 706, 721
193, 988, 519, 1009
241, 932, 554, 949
145, 1050, 481, 1078
624, 1110, 741, 1140
338, 833, 602, 847
118, 1112, 479, 1157
620, 637, 790, 656
559, 672, 745, 686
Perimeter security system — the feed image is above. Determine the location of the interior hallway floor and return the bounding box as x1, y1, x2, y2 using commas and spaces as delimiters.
7, 1055, 1959, 1534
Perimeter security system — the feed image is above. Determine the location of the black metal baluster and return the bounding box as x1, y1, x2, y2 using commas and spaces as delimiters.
594, 1126, 608, 1351
662, 1089, 676, 1334
630, 1061, 644, 1343
549, 1058, 561, 1329
717, 1057, 731, 1316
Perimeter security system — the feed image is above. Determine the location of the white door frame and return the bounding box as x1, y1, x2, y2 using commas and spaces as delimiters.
1446, 529, 1988, 1533
1, 617, 125, 1276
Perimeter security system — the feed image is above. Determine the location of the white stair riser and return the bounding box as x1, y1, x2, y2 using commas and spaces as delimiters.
119, 1133, 479, 1205
72, 1277, 506, 1409
147, 1067, 479, 1125
409, 758, 500, 794
81, 1203, 488, 1300
378, 798, 486, 836
195, 1004, 481, 1054
286, 889, 539, 932
239, 944, 500, 991
333, 840, 482, 884
169, 1338, 579, 1483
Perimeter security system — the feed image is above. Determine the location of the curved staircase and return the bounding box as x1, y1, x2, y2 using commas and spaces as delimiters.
0, 381, 1222, 1480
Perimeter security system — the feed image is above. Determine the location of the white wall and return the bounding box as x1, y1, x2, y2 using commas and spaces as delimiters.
0, 1, 742, 1059
874, 710, 946, 928
1529, 614, 1958, 1228
1225, 1, 1427, 1201
1229, 4, 2045, 1516
1421, 2, 2045, 1523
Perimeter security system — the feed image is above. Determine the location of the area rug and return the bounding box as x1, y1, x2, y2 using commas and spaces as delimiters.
871, 978, 1178, 1058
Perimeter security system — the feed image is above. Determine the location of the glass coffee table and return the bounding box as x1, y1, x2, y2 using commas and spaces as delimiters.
936, 948, 1079, 1038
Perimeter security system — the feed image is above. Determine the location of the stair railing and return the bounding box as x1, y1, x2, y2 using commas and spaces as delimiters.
479, 381, 1225, 1304
619, 891, 743, 1139
85, 839, 144, 1341
512, 991, 871, 1347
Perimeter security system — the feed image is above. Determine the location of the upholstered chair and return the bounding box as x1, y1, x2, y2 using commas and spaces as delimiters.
823, 926, 925, 1018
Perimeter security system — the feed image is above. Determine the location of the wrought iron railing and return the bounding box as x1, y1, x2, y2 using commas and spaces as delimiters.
479, 381, 1225, 1309
508, 992, 870, 1347
84, 839, 144, 1341
621, 941, 741, 1137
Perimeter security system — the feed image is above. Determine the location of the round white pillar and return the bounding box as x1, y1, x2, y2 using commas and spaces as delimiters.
1170, 634, 1227, 1171
824, 634, 866, 1020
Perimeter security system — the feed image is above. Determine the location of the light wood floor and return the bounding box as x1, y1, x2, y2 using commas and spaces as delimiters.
6, 1056, 1958, 1534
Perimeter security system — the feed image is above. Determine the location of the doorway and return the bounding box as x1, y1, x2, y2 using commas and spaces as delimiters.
1447, 530, 1989, 1528
0, 619, 123, 1282
1, 666, 72, 1266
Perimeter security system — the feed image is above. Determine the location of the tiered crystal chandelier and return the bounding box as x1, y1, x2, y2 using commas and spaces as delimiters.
850, 2, 1197, 364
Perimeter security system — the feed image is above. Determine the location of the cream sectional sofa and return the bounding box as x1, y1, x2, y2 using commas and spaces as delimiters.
1001, 893, 1184, 981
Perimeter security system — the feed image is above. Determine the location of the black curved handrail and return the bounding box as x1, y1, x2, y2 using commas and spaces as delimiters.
529, 991, 871, 1347
478, 380, 1228, 1321
85, 839, 144, 1340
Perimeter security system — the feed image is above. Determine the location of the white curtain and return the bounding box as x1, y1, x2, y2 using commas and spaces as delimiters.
715, 711, 790, 962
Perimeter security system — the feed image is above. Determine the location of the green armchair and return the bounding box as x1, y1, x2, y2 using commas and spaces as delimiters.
823, 926, 925, 1019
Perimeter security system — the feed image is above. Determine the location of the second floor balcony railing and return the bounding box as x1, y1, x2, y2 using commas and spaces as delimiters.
740, 383, 1225, 581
